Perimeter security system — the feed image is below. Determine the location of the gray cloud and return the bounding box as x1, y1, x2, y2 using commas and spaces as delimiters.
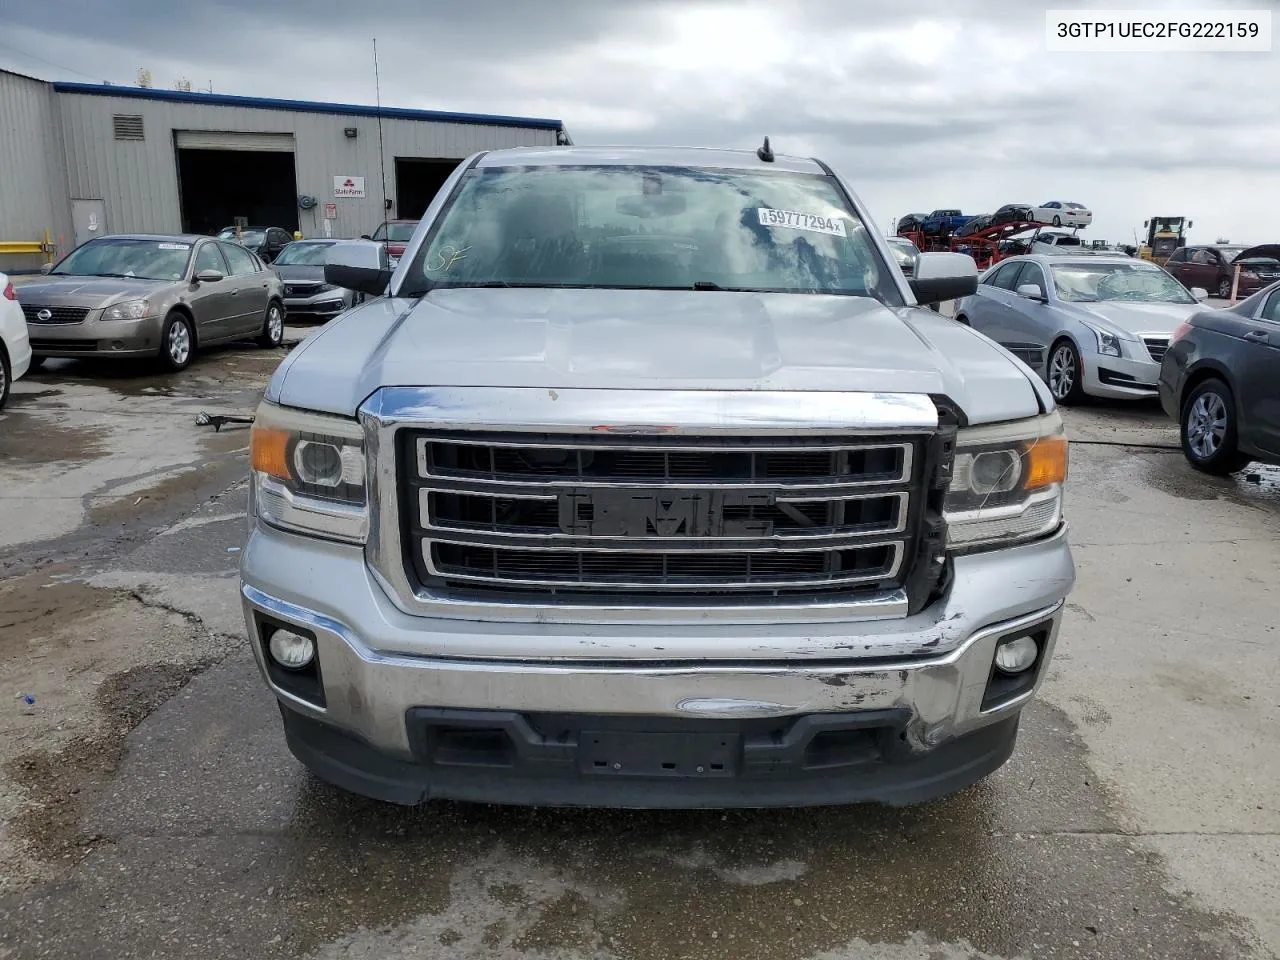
1, 0, 1277, 241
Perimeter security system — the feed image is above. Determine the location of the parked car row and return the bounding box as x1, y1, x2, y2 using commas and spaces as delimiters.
900, 202, 1093, 238
0, 218, 424, 393
952, 252, 1279, 475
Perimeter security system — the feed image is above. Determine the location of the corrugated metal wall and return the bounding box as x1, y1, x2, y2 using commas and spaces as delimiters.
54, 92, 560, 241
0, 70, 73, 270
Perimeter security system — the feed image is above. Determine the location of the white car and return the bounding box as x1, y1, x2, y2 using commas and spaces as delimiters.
1031, 202, 1092, 228
953, 254, 1209, 403
0, 272, 33, 409
1029, 231, 1086, 255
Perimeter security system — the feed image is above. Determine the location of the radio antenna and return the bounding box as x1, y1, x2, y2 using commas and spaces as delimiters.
373, 39, 389, 216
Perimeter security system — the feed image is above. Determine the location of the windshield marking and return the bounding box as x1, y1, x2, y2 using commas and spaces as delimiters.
756, 208, 847, 237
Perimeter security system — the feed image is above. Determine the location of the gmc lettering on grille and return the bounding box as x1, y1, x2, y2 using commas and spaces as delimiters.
558, 490, 776, 538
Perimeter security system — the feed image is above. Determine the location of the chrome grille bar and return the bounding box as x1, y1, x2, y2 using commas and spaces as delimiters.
404, 430, 921, 596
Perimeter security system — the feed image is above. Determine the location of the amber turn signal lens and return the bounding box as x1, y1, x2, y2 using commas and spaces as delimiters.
1023, 435, 1068, 489
251, 426, 292, 481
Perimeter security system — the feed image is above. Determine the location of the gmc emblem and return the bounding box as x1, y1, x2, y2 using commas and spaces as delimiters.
559, 490, 775, 538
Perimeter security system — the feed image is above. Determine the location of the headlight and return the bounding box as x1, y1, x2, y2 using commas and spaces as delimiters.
944, 412, 1068, 551
102, 299, 149, 321
249, 400, 367, 543
1082, 322, 1122, 357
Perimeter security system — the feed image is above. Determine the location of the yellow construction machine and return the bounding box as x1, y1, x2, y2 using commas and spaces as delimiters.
1138, 217, 1192, 265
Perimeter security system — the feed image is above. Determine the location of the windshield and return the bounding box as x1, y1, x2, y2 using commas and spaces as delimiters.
218, 228, 264, 245
272, 242, 335, 265
1051, 261, 1197, 304
372, 222, 417, 242
402, 165, 898, 302
1216, 247, 1246, 261
887, 239, 919, 264
51, 237, 193, 281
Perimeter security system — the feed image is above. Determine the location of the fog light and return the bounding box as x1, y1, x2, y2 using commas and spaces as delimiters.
994, 635, 1039, 674
268, 628, 315, 670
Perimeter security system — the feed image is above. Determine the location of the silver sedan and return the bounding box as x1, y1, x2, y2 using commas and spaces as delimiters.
953, 254, 1209, 404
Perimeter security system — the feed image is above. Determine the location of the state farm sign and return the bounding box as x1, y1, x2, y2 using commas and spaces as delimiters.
333, 175, 366, 198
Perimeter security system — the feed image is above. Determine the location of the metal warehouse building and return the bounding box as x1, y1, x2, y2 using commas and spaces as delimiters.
0, 68, 570, 271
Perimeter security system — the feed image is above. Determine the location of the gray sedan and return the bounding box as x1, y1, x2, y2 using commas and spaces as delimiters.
19, 234, 286, 372
953, 254, 1209, 404
1159, 280, 1280, 474
271, 240, 361, 320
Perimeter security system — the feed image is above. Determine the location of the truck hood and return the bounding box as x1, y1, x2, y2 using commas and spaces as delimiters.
16, 275, 170, 307
273, 288, 1047, 424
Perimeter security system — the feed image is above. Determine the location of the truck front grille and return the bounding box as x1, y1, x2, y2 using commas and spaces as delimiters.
399, 431, 927, 599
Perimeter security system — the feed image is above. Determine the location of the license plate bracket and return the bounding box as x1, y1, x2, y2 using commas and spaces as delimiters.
578, 730, 740, 778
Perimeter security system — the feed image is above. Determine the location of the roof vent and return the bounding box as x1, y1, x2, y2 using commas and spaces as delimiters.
113, 114, 144, 141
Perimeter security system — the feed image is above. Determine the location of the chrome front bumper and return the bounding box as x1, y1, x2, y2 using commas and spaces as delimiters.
240, 522, 1073, 763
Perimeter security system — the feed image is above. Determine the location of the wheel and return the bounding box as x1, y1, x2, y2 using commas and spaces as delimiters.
1216, 277, 1232, 299
1052, 215, 1062, 227
1180, 378, 1251, 475
258, 301, 285, 348
954, 313, 971, 326
1046, 338, 1086, 405
159, 312, 195, 372
0, 348, 10, 410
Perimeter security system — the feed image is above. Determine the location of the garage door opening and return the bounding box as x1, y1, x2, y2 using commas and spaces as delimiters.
175, 131, 299, 236
395, 158, 462, 219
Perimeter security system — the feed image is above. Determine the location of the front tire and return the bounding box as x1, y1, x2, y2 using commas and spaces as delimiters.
1052, 215, 1062, 227
258, 300, 285, 348
0, 348, 10, 410
1181, 378, 1251, 475
1047, 338, 1086, 405
159, 312, 195, 372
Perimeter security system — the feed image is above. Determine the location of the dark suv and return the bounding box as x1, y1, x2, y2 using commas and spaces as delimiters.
216, 226, 294, 263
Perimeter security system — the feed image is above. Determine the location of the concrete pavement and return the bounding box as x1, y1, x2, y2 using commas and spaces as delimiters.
0, 343, 1276, 959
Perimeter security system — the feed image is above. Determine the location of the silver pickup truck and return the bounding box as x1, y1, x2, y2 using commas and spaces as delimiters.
240, 145, 1075, 809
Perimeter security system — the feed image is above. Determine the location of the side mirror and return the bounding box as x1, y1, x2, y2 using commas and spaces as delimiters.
324, 239, 392, 296
195, 269, 225, 283
1016, 283, 1046, 301
908, 252, 978, 305
360, 234, 372, 240
1191, 287, 1209, 301
40, 262, 53, 274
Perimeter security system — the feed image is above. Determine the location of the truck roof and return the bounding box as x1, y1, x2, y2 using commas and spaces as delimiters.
474, 145, 826, 175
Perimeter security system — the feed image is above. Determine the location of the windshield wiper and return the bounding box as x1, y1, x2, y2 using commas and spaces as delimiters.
692, 281, 723, 290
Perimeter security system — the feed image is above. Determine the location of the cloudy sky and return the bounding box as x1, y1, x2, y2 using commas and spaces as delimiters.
2, 0, 1276, 244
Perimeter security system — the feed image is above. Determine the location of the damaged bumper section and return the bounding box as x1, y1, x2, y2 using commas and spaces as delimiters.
240, 521, 1071, 809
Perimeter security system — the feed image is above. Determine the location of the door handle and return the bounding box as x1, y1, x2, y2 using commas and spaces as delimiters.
1243, 330, 1269, 344
229, 289, 239, 296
